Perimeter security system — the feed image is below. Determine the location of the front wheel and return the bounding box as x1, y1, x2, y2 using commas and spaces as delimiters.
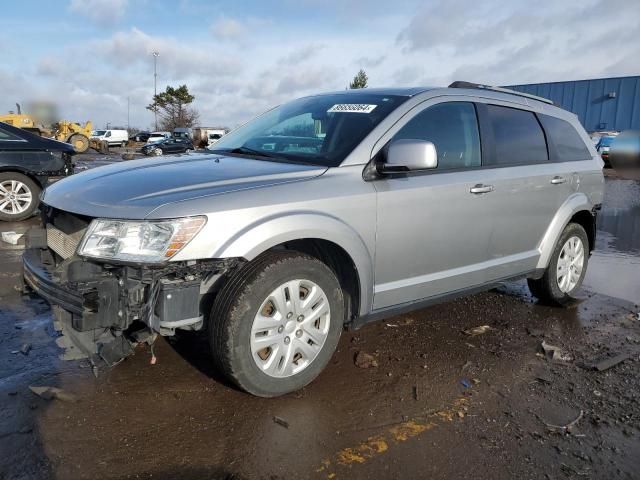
68, 134, 89, 153
209, 251, 343, 397
154, 147, 163, 156
0, 172, 41, 221
528, 222, 589, 305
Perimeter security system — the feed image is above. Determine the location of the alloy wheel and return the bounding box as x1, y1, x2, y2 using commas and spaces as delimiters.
556, 236, 584, 293
250, 279, 331, 378
0, 180, 32, 216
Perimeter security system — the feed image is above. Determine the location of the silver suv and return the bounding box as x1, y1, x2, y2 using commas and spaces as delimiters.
23, 82, 604, 396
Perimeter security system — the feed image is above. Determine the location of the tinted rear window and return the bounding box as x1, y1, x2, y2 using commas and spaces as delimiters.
0, 127, 22, 141
485, 105, 548, 166
539, 115, 591, 162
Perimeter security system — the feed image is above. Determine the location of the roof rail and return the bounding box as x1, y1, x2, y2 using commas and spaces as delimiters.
448, 81, 554, 105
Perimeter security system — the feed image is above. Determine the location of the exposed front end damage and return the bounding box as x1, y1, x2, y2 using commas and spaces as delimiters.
22, 209, 241, 367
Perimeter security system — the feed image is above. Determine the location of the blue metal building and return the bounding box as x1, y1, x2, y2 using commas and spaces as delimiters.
505, 75, 640, 132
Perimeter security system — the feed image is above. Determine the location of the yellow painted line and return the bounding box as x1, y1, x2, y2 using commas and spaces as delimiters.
316, 396, 470, 478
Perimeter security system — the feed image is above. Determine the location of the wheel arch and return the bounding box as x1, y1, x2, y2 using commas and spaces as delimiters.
536, 193, 596, 270
211, 213, 374, 318
270, 238, 362, 324
0, 167, 46, 188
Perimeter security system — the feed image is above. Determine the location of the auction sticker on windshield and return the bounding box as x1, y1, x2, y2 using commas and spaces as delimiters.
328, 104, 377, 113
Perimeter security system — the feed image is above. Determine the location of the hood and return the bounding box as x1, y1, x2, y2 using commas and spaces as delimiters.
43, 153, 327, 219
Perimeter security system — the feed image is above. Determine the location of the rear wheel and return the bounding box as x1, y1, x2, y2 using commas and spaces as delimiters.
0, 172, 41, 221
528, 223, 589, 305
68, 134, 89, 153
209, 251, 343, 397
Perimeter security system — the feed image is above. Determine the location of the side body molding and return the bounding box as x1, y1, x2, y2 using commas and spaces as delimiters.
536, 192, 594, 270
212, 212, 375, 316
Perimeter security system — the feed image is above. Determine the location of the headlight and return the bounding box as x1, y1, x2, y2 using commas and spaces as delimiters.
78, 217, 206, 263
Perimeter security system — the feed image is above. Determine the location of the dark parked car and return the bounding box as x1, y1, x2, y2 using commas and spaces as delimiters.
595, 135, 616, 166
132, 131, 151, 142
0, 122, 74, 221
142, 137, 194, 156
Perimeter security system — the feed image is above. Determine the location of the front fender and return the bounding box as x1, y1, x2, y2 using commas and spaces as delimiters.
536, 192, 594, 270
212, 212, 375, 316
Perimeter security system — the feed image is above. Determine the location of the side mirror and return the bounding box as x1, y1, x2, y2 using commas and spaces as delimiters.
382, 139, 438, 172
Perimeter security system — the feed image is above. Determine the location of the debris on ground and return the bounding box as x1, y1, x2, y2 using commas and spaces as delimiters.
543, 410, 584, 434
273, 416, 289, 429
354, 351, 378, 368
583, 353, 630, 371
461, 360, 472, 371
19, 343, 32, 355
1, 231, 24, 245
540, 341, 573, 362
386, 323, 399, 328
462, 325, 492, 336
460, 378, 472, 388
28, 386, 78, 403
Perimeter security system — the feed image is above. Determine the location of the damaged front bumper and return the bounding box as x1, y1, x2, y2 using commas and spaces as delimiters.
22, 230, 240, 366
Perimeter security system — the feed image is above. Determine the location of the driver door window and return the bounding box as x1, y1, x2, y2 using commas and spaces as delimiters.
393, 102, 481, 170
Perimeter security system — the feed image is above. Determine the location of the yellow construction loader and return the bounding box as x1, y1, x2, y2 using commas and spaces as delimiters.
0, 104, 92, 153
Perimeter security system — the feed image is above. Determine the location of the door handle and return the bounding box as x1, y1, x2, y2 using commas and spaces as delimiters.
550, 176, 567, 184
469, 184, 494, 194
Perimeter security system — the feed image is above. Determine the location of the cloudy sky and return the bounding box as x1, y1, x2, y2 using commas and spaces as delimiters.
1, 0, 638, 130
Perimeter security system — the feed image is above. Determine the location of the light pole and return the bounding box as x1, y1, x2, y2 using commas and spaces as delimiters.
152, 51, 159, 131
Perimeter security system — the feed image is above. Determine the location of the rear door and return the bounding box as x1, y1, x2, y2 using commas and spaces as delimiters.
476, 103, 574, 281
164, 139, 179, 153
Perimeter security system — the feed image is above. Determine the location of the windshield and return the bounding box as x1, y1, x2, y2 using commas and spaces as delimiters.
210, 93, 408, 166
93, 130, 106, 136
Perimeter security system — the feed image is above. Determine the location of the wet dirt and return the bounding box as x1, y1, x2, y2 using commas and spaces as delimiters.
0, 176, 638, 480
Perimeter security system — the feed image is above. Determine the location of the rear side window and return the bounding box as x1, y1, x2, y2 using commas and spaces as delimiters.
485, 105, 548, 166
393, 102, 481, 170
0, 127, 22, 141
538, 115, 591, 162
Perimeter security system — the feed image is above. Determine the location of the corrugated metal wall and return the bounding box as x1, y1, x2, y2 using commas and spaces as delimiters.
505, 76, 640, 132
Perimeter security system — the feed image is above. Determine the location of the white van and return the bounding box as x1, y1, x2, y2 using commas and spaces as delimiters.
91, 129, 129, 147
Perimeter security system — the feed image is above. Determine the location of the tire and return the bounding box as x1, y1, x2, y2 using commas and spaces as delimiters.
528, 223, 589, 305
185, 148, 193, 153
154, 148, 163, 156
0, 172, 41, 221
210, 251, 344, 397
68, 134, 89, 153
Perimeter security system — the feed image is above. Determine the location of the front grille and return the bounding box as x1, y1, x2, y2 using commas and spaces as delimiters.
46, 225, 80, 259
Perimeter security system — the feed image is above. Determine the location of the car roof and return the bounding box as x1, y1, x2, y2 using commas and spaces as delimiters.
0, 121, 75, 153
309, 87, 437, 98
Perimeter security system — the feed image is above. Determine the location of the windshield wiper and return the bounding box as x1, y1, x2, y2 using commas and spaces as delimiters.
228, 146, 275, 158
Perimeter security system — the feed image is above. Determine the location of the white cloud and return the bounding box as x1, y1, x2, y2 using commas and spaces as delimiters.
210, 16, 247, 42
68, 0, 128, 26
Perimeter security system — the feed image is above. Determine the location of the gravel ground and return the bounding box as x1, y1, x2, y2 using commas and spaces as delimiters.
0, 164, 638, 480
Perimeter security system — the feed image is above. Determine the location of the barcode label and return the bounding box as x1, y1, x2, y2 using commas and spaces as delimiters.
327, 104, 377, 113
